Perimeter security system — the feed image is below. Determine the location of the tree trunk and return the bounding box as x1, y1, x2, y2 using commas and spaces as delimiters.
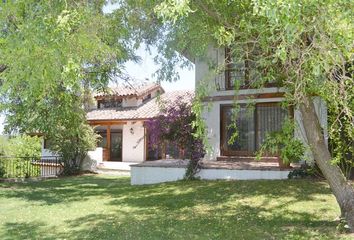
299, 96, 354, 232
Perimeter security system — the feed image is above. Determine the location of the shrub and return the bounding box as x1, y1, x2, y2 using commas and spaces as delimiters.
145, 96, 205, 179
256, 120, 305, 165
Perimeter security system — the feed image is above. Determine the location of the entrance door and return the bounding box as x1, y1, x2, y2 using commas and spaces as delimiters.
221, 103, 288, 156
110, 131, 122, 161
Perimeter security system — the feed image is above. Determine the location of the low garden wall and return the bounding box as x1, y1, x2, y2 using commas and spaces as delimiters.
131, 160, 292, 185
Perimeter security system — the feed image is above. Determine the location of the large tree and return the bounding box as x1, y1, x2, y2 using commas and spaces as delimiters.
0, 0, 139, 173
119, 0, 354, 231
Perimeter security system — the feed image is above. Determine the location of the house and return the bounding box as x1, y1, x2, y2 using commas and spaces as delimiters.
41, 83, 194, 169
195, 47, 328, 162
131, 46, 328, 185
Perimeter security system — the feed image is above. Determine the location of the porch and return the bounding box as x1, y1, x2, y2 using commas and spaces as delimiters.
89, 120, 146, 163
131, 159, 299, 185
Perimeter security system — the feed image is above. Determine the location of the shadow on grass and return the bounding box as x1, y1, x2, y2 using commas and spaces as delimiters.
65, 209, 336, 240
0, 175, 332, 206
0, 175, 344, 239
1, 221, 45, 240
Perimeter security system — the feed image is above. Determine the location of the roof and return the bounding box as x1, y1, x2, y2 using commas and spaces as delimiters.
87, 90, 194, 121
94, 83, 163, 98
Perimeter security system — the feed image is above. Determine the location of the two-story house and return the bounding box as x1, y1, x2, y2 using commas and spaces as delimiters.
195, 47, 328, 162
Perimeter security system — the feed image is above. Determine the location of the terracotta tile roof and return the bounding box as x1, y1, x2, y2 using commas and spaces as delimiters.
87, 90, 194, 121
94, 83, 163, 98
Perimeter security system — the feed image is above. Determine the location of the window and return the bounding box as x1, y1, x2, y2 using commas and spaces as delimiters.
97, 99, 122, 109
221, 103, 290, 155
225, 48, 281, 90
165, 142, 180, 159
225, 48, 260, 90
142, 93, 152, 103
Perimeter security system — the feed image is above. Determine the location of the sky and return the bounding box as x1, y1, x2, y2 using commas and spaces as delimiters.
0, 3, 195, 134
123, 46, 195, 91
103, 1, 195, 91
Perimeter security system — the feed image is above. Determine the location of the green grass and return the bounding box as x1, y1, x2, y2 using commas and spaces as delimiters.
0, 175, 352, 240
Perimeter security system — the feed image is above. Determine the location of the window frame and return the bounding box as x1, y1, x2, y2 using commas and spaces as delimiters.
220, 102, 292, 156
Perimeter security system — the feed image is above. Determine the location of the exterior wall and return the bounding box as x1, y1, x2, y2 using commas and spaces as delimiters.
122, 121, 146, 162
81, 147, 103, 171
131, 166, 186, 185
195, 45, 225, 94
131, 166, 291, 185
123, 97, 140, 108
92, 88, 161, 109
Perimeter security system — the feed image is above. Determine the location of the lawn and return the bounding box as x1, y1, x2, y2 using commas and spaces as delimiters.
0, 175, 352, 240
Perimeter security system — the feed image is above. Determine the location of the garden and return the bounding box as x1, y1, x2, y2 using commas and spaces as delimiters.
0, 175, 352, 240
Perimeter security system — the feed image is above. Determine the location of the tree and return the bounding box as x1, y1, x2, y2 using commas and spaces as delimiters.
120, 0, 354, 231
0, 1, 140, 174
0, 134, 41, 158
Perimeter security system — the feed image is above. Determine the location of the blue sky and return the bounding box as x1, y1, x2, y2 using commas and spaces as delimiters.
123, 46, 195, 91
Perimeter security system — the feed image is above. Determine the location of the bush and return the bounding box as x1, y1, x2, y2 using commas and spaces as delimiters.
0, 135, 41, 178
288, 163, 324, 179
145, 96, 205, 179
257, 120, 305, 165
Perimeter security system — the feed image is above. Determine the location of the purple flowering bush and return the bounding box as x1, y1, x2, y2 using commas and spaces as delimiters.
145, 97, 205, 179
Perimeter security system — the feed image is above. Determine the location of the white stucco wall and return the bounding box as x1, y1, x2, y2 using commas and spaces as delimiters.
195, 45, 225, 93
123, 97, 140, 108
122, 121, 146, 162
131, 167, 186, 185
81, 147, 103, 171
131, 166, 291, 185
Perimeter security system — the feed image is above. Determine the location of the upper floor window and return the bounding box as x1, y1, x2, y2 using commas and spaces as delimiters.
225, 48, 253, 90
97, 98, 122, 109
142, 93, 152, 103
224, 48, 280, 90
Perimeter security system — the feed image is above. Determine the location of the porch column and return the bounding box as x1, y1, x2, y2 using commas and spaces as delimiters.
107, 125, 111, 161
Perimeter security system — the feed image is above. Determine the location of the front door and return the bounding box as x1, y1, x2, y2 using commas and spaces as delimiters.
110, 131, 122, 161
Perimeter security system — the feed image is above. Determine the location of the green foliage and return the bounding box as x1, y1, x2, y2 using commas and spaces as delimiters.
256, 120, 305, 165
287, 165, 322, 179
0, 135, 41, 178
0, 1, 140, 175
0, 135, 41, 158
8, 135, 41, 158
48, 123, 99, 175
288, 168, 310, 180
0, 136, 9, 156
